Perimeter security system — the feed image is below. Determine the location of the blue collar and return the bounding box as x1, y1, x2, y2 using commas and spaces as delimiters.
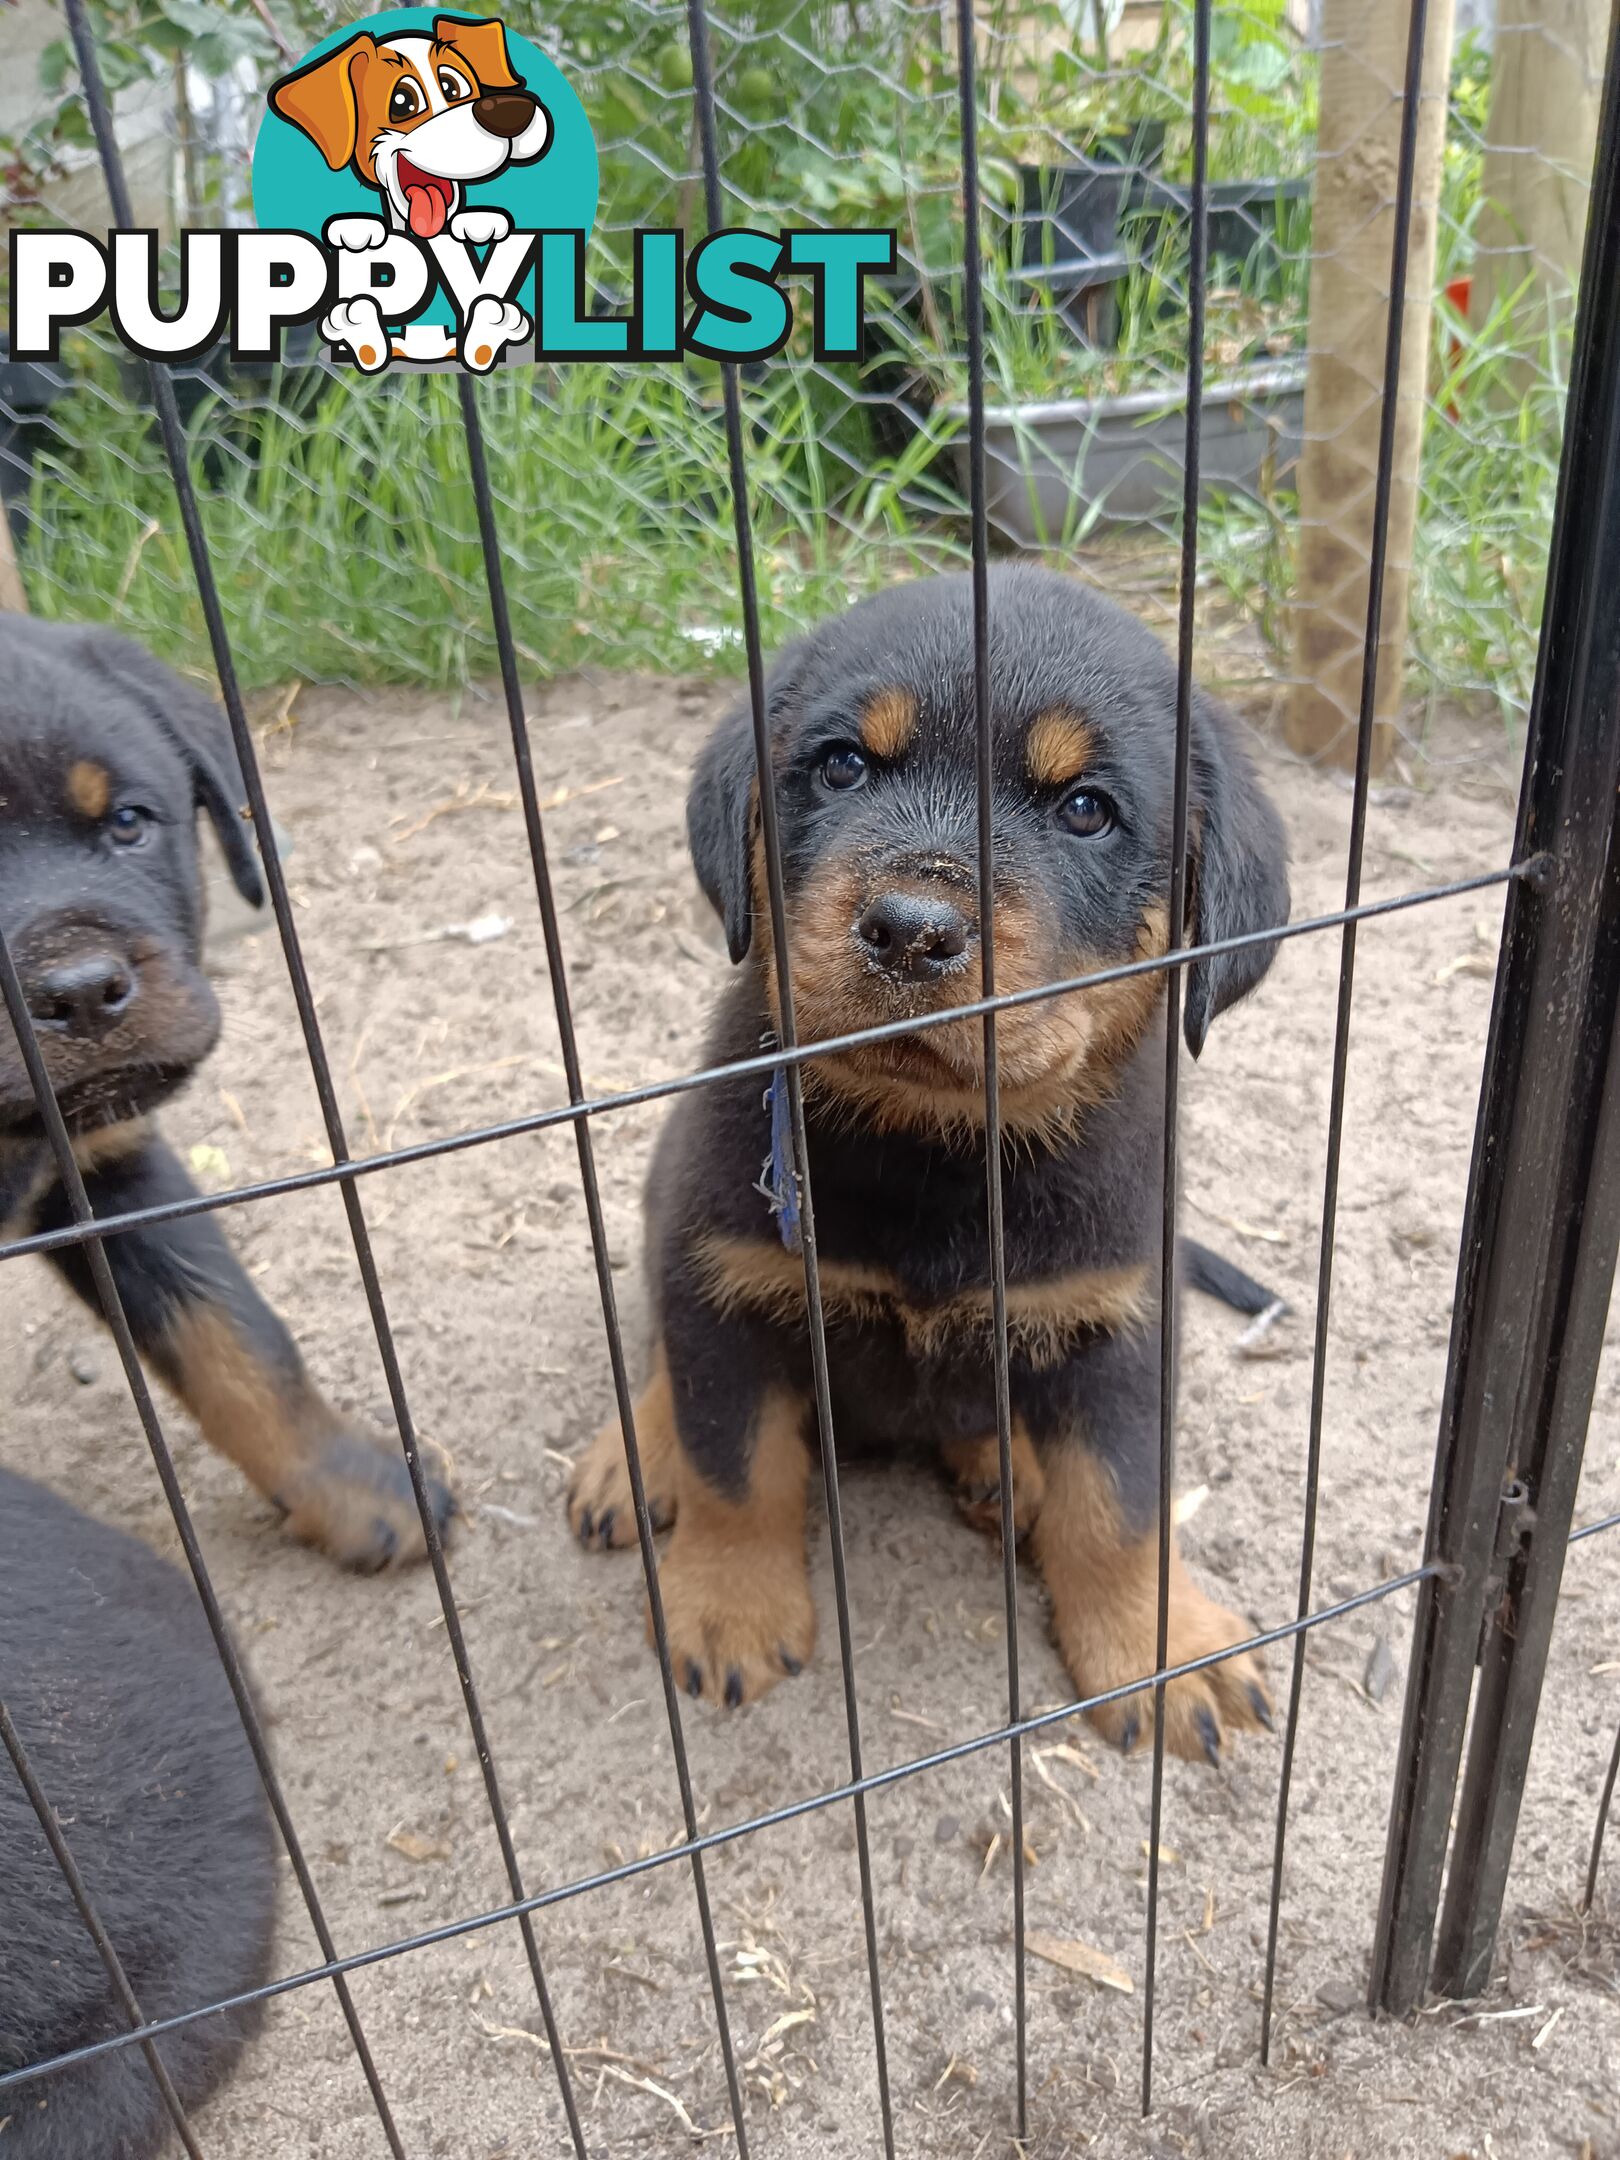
759, 1063, 802, 1252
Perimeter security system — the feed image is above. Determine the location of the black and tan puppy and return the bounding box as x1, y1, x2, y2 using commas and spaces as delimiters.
0, 1466, 276, 2156
0, 614, 452, 1568
569, 567, 1289, 1761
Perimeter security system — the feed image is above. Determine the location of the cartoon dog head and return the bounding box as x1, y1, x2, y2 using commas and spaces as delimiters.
269, 13, 552, 238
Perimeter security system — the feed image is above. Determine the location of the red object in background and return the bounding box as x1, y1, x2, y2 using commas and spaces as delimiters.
1443, 274, 1472, 417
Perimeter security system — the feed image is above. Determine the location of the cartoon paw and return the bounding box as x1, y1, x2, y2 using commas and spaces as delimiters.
448, 207, 512, 246
324, 214, 389, 254
321, 297, 390, 372
460, 296, 529, 373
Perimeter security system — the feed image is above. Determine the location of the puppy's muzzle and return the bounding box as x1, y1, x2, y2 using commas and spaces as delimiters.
25, 948, 137, 1040
857, 889, 976, 983
473, 90, 539, 140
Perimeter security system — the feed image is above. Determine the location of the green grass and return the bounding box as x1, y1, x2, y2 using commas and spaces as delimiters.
20, 347, 960, 690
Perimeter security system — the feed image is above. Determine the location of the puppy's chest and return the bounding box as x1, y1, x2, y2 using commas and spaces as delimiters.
698, 1142, 1154, 1373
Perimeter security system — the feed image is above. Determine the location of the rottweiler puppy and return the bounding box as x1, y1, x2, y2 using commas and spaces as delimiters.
0, 1465, 276, 2156
0, 615, 452, 1568
569, 568, 1289, 1763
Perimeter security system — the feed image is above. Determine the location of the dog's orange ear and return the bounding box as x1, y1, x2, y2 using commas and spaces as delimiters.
268, 34, 375, 170
433, 13, 521, 90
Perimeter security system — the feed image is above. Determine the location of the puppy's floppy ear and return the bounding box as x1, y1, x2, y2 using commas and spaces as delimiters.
80, 632, 265, 910
268, 35, 374, 171
433, 14, 522, 89
687, 696, 761, 964
1182, 690, 1288, 1058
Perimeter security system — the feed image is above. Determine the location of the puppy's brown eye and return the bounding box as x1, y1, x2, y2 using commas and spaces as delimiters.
107, 805, 152, 847
437, 67, 469, 101
1058, 788, 1114, 837
388, 81, 422, 122
819, 745, 868, 792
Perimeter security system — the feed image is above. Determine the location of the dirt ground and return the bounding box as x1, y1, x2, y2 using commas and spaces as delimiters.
3, 658, 1618, 2160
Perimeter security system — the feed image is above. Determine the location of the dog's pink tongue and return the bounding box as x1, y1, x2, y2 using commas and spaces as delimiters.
406, 184, 446, 238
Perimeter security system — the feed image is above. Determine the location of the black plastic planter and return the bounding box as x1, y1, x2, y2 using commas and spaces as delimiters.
1016, 123, 1168, 275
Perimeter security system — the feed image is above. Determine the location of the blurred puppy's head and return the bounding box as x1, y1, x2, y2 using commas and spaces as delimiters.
688, 568, 1288, 1140
0, 619, 263, 1137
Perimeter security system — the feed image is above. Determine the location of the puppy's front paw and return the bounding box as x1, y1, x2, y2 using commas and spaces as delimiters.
321, 297, 390, 371
653, 1527, 816, 1707
460, 296, 529, 372
568, 1357, 680, 1550
324, 214, 388, 253
448, 207, 512, 245
1055, 1567, 1271, 1764
280, 1428, 455, 1572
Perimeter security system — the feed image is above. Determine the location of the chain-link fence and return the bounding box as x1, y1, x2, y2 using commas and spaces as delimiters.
0, 0, 1600, 756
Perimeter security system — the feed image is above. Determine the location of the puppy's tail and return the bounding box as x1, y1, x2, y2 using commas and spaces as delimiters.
1181, 1237, 1287, 1320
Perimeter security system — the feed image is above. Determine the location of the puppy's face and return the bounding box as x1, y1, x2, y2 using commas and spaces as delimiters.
0, 623, 262, 1138
689, 569, 1289, 1139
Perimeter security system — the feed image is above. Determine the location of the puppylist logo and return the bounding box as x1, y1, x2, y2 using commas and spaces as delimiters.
9, 9, 895, 375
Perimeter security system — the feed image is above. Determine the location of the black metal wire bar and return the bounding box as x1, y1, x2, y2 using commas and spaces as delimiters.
1259, 0, 1434, 2062
1373, 0, 1620, 2011
57, 4, 585, 2139
452, 375, 748, 2155
952, 0, 1026, 2132
0, 866, 1530, 1268
1584, 1724, 1620, 1912
0, 1562, 1438, 2102
684, 3, 895, 2144
0, 916, 406, 2160
0, 1700, 203, 2158
1142, 0, 1209, 2119
1569, 1510, 1620, 1545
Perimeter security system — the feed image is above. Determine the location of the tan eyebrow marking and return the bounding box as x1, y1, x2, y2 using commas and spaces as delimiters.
858, 689, 918, 759
1026, 708, 1096, 789
66, 760, 111, 819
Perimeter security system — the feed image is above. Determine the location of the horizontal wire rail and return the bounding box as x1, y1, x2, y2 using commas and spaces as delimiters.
0, 863, 1533, 1272
0, 1559, 1447, 2099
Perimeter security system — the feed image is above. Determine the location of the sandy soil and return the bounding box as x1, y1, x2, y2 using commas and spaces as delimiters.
3, 662, 1617, 2160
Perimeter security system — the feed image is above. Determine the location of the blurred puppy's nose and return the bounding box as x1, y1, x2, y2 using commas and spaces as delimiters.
857, 891, 973, 981
27, 952, 136, 1037
473, 91, 538, 139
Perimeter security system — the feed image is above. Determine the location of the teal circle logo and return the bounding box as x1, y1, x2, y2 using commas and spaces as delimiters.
252, 8, 597, 364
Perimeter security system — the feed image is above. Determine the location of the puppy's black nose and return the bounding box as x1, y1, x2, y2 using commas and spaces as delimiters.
27, 952, 136, 1036
473, 91, 538, 139
857, 891, 973, 981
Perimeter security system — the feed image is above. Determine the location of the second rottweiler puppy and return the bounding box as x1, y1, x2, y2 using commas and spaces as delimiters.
569, 567, 1288, 1761
0, 615, 452, 1569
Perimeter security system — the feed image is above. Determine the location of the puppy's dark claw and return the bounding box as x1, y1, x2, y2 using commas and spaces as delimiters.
1197, 1707, 1222, 1768
779, 1648, 803, 1676
1119, 1713, 1140, 1755
649, 1502, 673, 1534
723, 1668, 744, 1708
595, 1507, 616, 1548
576, 1506, 595, 1546
1250, 1685, 1274, 1732
684, 1660, 703, 1698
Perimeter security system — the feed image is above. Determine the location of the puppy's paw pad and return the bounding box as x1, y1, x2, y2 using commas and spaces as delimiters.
652, 1544, 815, 1707
460, 296, 529, 372
321, 298, 390, 371
448, 207, 512, 245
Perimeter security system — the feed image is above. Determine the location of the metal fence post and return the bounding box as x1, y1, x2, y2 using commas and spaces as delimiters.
1370, 2, 1620, 2015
